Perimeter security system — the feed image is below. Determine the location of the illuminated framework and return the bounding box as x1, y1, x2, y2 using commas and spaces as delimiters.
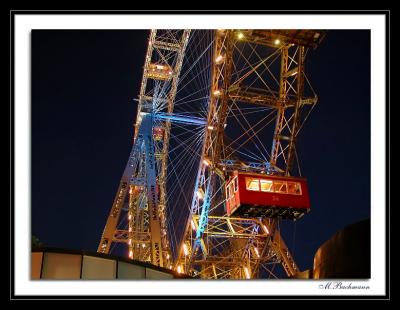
98, 30, 191, 268
98, 29, 325, 278
176, 30, 324, 278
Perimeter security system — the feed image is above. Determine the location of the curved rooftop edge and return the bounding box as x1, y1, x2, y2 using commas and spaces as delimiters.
31, 247, 194, 280
313, 218, 371, 279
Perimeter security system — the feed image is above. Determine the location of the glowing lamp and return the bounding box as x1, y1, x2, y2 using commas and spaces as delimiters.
183, 243, 189, 256
215, 55, 224, 64
244, 266, 251, 279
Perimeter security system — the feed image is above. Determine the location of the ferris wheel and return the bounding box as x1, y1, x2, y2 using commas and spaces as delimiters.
98, 29, 325, 279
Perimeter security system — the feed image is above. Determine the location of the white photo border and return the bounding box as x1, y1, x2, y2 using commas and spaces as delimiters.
13, 12, 387, 297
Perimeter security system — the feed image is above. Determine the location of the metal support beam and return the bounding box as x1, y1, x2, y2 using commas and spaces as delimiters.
154, 113, 207, 126
98, 30, 191, 269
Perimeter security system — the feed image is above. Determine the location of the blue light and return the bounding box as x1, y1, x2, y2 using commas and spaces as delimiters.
153, 113, 206, 126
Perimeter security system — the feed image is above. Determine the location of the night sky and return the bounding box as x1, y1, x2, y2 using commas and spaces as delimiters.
31, 30, 370, 273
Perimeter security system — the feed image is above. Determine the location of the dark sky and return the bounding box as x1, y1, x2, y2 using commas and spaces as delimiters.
31, 30, 370, 273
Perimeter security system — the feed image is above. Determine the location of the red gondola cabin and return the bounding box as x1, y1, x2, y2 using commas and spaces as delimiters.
225, 171, 310, 220
152, 127, 165, 141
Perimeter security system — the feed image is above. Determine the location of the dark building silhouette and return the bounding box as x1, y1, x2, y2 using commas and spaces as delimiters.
313, 219, 370, 279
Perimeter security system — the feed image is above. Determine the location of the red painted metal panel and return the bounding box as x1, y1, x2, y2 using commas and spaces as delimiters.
226, 171, 310, 216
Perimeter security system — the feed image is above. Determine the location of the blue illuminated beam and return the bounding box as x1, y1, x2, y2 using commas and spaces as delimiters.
153, 113, 207, 126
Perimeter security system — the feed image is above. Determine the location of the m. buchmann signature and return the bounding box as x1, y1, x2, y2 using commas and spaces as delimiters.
319, 282, 370, 290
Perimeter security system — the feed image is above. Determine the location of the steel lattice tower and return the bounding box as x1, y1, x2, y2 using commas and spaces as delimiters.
98, 30, 191, 268
98, 29, 325, 278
